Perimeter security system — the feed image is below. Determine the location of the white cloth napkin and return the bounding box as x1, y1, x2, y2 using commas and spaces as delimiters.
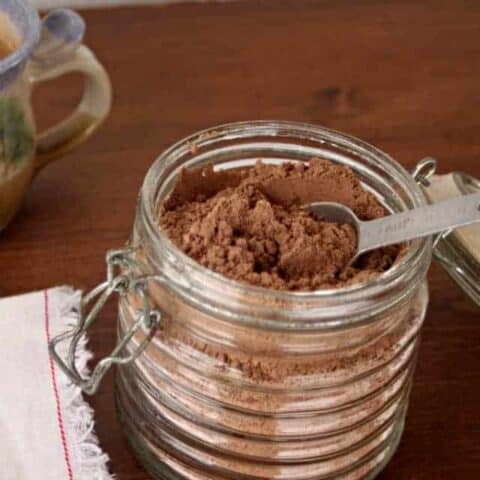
0, 287, 112, 480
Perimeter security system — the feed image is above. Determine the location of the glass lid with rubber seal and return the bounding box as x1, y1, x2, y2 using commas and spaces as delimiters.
424, 167, 480, 306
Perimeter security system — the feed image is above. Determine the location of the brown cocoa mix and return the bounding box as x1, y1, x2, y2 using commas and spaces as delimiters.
122, 285, 425, 479
159, 159, 401, 290
124, 158, 421, 478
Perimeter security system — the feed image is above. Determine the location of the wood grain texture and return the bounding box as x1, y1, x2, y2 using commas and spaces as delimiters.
1, 0, 480, 478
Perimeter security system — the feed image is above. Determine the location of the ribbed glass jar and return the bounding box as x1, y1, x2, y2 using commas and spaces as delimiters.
115, 121, 431, 480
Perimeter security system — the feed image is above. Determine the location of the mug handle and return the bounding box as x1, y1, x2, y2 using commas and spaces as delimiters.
29, 10, 112, 173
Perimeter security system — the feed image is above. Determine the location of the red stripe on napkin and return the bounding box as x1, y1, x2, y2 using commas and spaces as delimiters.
44, 290, 74, 480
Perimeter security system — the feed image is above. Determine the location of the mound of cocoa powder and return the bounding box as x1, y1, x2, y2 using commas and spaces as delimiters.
159, 159, 401, 290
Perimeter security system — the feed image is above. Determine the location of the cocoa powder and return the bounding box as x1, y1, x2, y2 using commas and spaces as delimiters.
159, 159, 401, 290
125, 158, 421, 478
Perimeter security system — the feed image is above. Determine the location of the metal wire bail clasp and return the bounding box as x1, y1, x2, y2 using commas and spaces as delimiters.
411, 157, 450, 248
49, 247, 160, 395
412, 157, 437, 187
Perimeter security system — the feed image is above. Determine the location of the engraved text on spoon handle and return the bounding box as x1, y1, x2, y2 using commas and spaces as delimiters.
358, 193, 480, 253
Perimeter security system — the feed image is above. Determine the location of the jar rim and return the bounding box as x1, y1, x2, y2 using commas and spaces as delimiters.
138, 121, 431, 326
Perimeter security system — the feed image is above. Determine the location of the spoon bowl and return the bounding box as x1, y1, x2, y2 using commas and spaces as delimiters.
307, 202, 363, 264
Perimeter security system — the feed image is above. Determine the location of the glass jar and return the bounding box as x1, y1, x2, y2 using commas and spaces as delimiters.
53, 121, 477, 480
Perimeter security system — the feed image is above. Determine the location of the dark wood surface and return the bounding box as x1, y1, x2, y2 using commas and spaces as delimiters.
2, 0, 480, 478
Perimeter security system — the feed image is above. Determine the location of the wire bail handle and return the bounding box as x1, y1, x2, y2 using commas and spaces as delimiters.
411, 157, 451, 248
49, 247, 160, 395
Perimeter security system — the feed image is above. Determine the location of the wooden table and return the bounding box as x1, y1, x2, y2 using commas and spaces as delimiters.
2, 1, 480, 478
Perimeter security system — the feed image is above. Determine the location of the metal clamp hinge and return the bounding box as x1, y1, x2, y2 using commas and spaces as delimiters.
412, 157, 437, 187
412, 157, 446, 247
49, 247, 160, 395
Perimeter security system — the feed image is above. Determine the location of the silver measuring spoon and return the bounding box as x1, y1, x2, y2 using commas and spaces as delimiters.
307, 193, 480, 263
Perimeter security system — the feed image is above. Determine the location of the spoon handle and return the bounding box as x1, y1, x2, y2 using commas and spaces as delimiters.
358, 193, 480, 253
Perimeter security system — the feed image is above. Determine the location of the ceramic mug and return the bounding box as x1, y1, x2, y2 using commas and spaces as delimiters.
0, 0, 112, 230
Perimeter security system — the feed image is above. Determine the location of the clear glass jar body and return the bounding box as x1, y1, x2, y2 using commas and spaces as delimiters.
116, 122, 431, 479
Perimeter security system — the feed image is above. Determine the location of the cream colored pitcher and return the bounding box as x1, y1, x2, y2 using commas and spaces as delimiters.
0, 1, 111, 230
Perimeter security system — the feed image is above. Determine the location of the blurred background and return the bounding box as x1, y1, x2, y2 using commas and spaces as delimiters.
33, 0, 219, 8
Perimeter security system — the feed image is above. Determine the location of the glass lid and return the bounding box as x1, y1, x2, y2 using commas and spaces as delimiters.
424, 170, 480, 306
